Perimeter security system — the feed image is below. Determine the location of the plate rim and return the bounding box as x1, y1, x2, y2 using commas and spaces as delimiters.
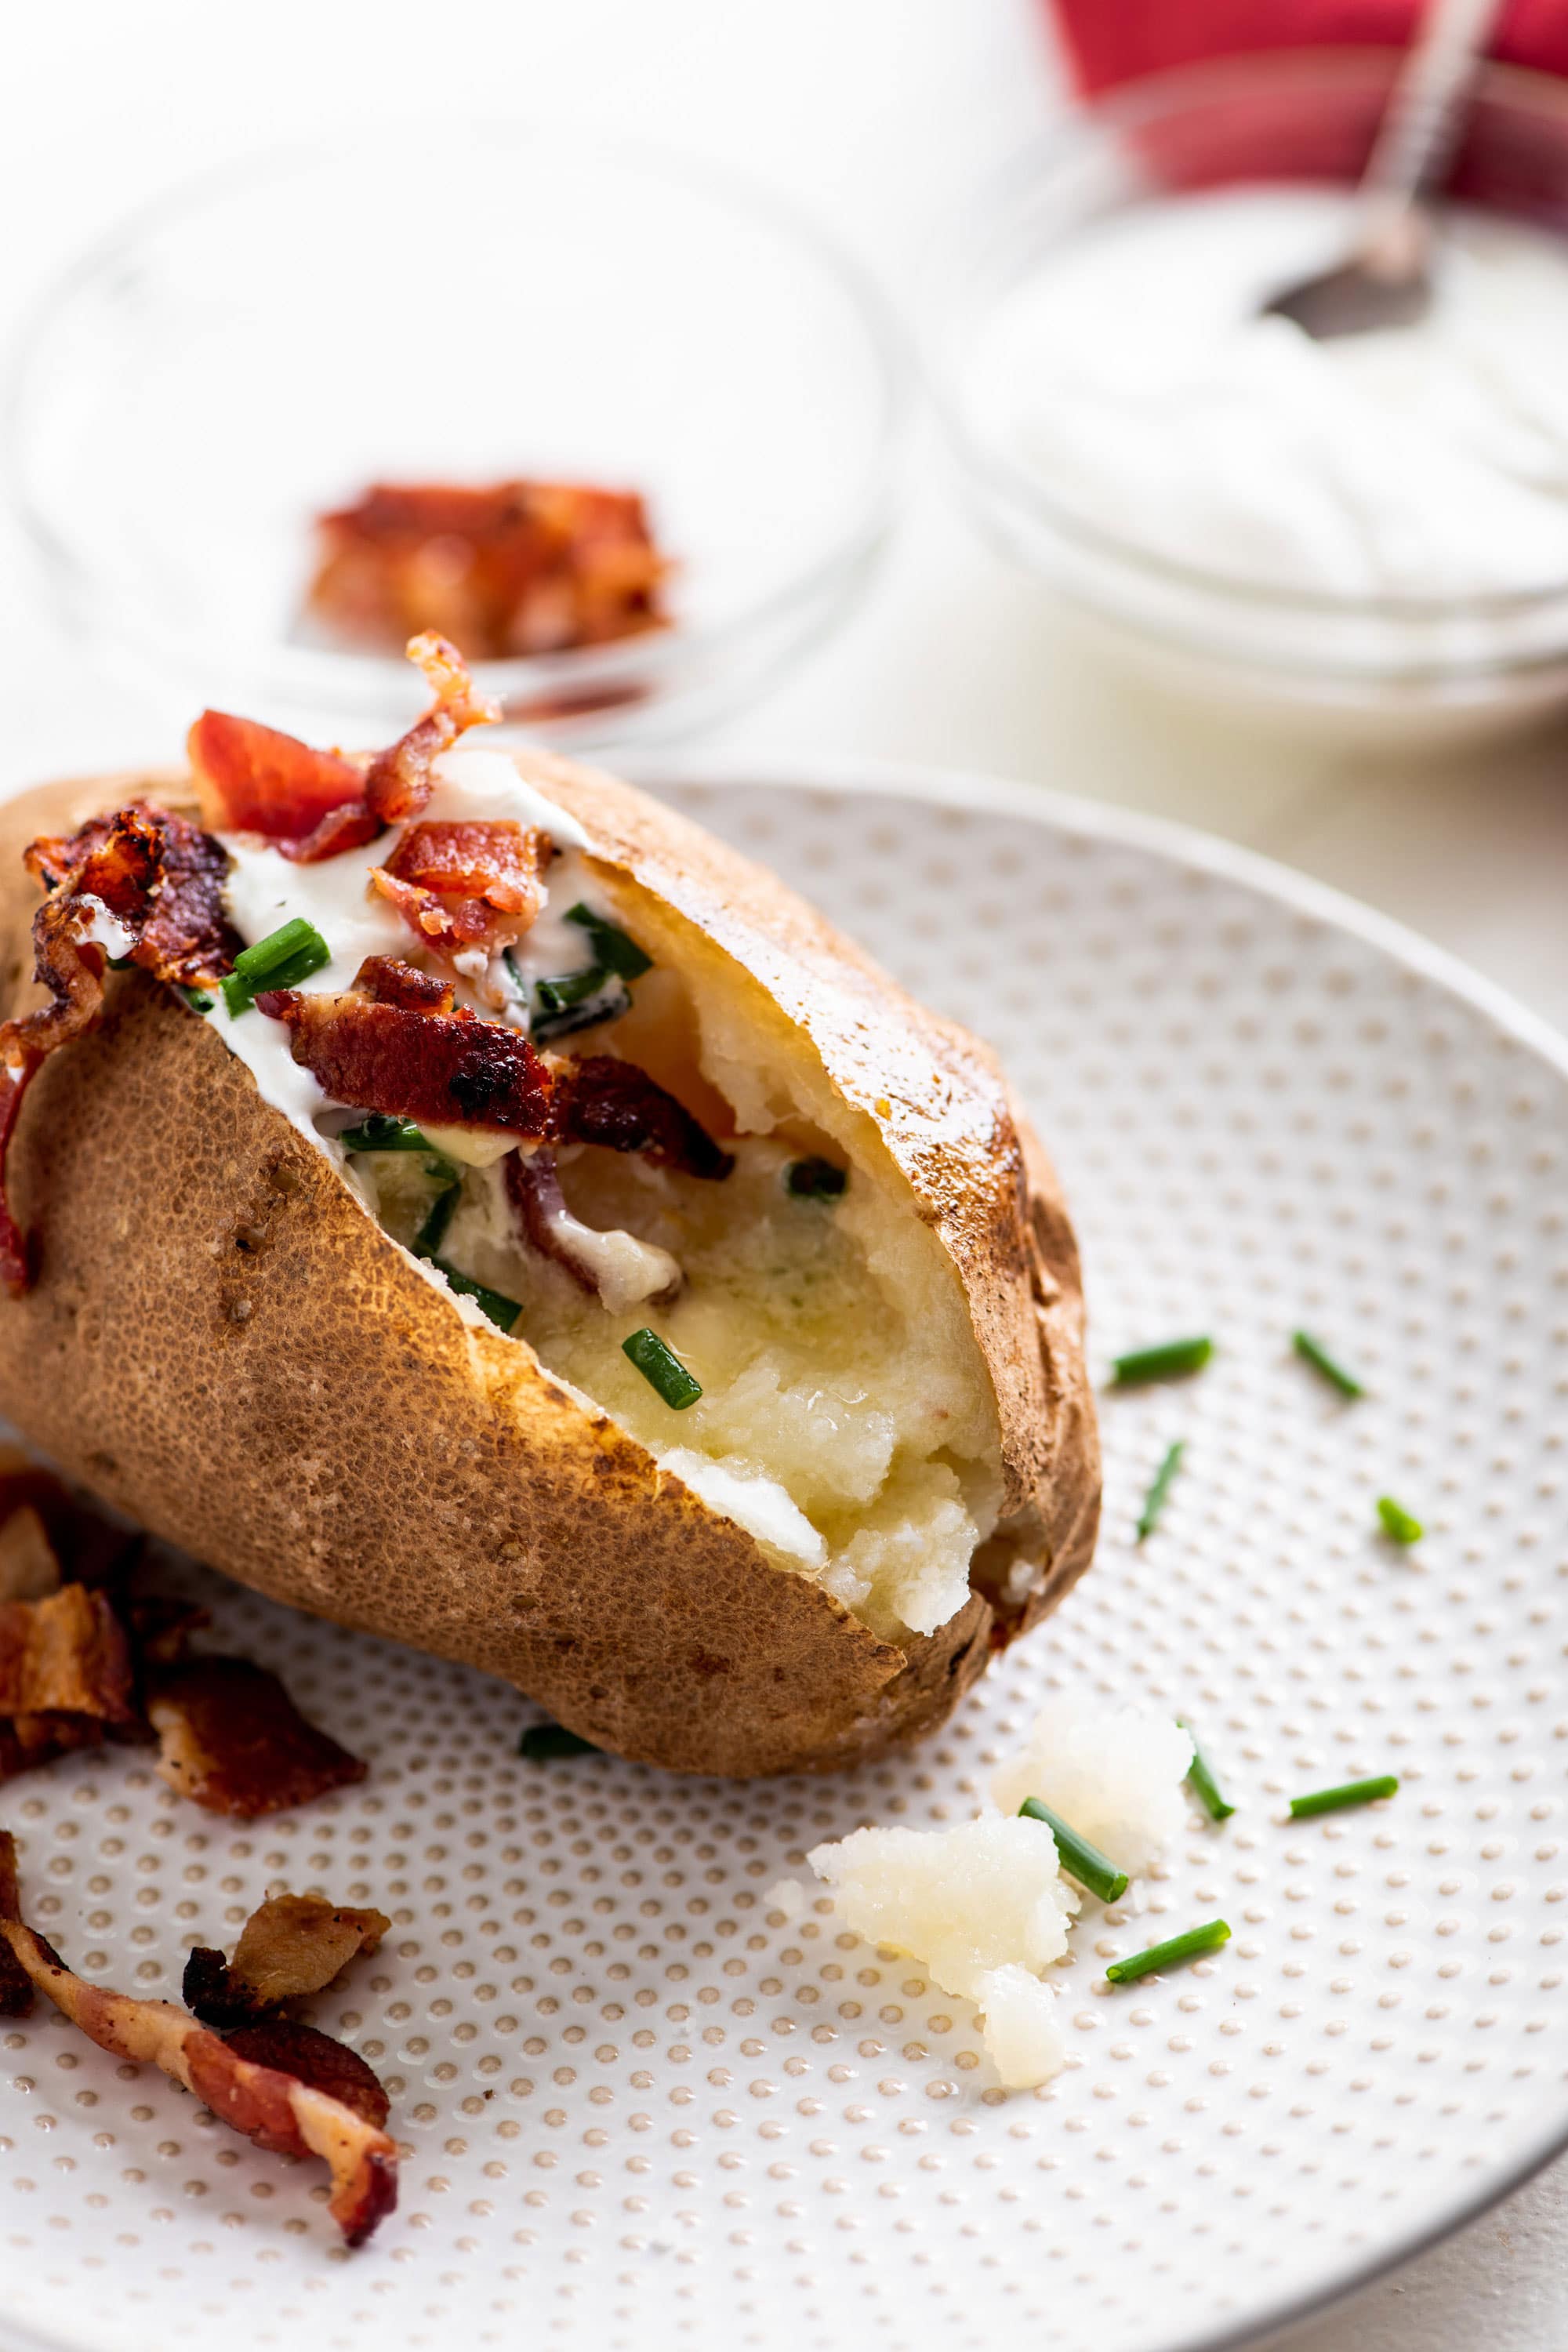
5, 750, 1567, 2352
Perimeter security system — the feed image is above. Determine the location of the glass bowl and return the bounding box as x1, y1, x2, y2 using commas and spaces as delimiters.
933, 52, 1568, 735
6, 124, 905, 750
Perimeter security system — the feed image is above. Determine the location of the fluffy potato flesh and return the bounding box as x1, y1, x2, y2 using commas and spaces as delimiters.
355, 876, 1005, 1645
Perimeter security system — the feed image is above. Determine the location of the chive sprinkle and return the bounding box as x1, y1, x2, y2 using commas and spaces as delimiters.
1018, 1797, 1128, 1904
519, 1722, 600, 1762
340, 1115, 436, 1153
221, 916, 331, 1017
1111, 1336, 1214, 1386
1294, 1330, 1365, 1399
1106, 1919, 1231, 1984
786, 1157, 848, 1200
414, 1181, 460, 1260
432, 1260, 521, 1333
622, 1327, 702, 1410
535, 965, 616, 1017
178, 985, 215, 1014
1136, 1439, 1185, 1541
1289, 1774, 1399, 1819
1377, 1496, 1424, 1544
564, 903, 652, 981
1178, 1719, 1236, 1821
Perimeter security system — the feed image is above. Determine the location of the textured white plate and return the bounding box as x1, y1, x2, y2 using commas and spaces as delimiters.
2, 760, 1566, 2352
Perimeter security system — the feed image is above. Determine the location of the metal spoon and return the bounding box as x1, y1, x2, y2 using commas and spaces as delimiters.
1261, 0, 1503, 339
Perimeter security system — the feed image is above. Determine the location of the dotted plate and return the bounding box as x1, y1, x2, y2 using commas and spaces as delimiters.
3, 760, 1566, 2352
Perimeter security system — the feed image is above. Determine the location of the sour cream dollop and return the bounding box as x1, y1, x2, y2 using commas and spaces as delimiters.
970, 189, 1568, 604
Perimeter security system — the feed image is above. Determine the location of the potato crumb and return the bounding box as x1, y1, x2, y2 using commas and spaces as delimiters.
990, 1694, 1195, 1875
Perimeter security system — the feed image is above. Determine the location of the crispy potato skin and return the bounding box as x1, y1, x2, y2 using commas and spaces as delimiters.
0, 761, 1099, 1777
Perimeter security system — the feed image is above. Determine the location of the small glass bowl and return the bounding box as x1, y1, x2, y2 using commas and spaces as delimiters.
933, 52, 1568, 735
6, 125, 905, 750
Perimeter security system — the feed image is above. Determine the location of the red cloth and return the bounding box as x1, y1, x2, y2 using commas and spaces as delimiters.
1054, 2, 1568, 95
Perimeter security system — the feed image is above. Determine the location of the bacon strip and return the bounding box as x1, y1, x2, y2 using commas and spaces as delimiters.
0, 1504, 60, 1603
0, 803, 238, 1293
187, 711, 366, 844
363, 632, 499, 826
256, 988, 554, 1137
223, 2018, 390, 2129
505, 1146, 682, 1310
183, 1893, 390, 2027
352, 955, 455, 1013
369, 818, 548, 964
554, 1055, 734, 1179
0, 1833, 397, 2245
0, 1584, 136, 1722
145, 1655, 368, 1817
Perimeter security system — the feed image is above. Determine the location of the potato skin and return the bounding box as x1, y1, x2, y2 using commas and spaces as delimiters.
0, 761, 1099, 1777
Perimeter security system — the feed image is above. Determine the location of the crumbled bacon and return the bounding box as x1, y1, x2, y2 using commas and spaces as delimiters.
352, 955, 456, 1013
363, 631, 499, 826
0, 1833, 397, 2245
0, 1584, 137, 1722
308, 477, 670, 661
506, 1148, 593, 1294
554, 1055, 734, 1180
369, 818, 549, 964
0, 1709, 110, 1788
223, 2017, 391, 2129
183, 1892, 390, 2027
145, 1656, 368, 1817
0, 802, 238, 1293
187, 710, 366, 844
256, 988, 554, 1138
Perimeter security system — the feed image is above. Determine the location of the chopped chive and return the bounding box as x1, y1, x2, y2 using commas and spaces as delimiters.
519, 1722, 599, 1761
1178, 1719, 1235, 1821
414, 1180, 460, 1259
535, 965, 614, 1015
1106, 1918, 1230, 1984
1018, 1797, 1128, 1904
1289, 1774, 1399, 1819
1135, 1439, 1185, 1541
1111, 1336, 1214, 1386
529, 971, 632, 1043
786, 1156, 848, 1200
432, 1259, 521, 1334
1377, 1495, 1423, 1544
1294, 1330, 1365, 1399
564, 903, 652, 981
178, 985, 215, 1014
340, 1115, 436, 1153
221, 916, 330, 1016
622, 1327, 702, 1410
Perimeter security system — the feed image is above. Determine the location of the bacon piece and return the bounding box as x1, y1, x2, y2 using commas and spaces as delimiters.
0, 1836, 31, 2014
124, 1594, 211, 1667
256, 989, 553, 1138
0, 1584, 136, 1722
223, 2018, 390, 2129
352, 955, 455, 1013
553, 1055, 734, 1180
0, 802, 238, 1293
370, 819, 548, 964
0, 1832, 397, 2245
307, 477, 670, 660
0, 1710, 107, 1788
187, 710, 366, 843
183, 1893, 390, 2027
0, 1446, 139, 1597
279, 797, 385, 864
145, 1657, 367, 1818
363, 632, 499, 826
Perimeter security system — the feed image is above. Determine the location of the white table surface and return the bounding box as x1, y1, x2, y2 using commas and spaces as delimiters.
4, 4, 1567, 2345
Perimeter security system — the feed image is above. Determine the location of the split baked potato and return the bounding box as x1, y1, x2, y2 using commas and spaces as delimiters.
0, 644, 1098, 1775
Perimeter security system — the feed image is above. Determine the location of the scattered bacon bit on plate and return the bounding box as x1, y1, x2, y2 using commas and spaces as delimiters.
0, 1584, 137, 1724
0, 1832, 397, 2245
0, 1502, 61, 1602
183, 1892, 390, 2027
308, 477, 670, 662
145, 1655, 368, 1818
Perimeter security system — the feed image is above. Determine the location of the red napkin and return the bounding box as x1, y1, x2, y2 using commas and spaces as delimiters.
1053, 2, 1568, 96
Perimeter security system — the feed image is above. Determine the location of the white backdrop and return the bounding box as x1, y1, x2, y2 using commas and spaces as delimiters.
3, 5, 1568, 2344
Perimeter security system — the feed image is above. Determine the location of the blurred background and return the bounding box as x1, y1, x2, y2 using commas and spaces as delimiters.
3, 3, 1568, 2343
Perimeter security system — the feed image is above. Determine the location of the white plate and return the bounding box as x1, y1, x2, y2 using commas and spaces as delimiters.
3, 760, 1567, 2352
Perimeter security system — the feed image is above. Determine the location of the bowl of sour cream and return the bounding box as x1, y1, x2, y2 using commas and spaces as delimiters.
937, 50, 1568, 731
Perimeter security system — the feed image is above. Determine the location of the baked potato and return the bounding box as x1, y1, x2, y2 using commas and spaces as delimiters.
0, 642, 1098, 1776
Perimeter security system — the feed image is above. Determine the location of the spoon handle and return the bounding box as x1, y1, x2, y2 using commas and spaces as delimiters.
1362, 0, 1503, 230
